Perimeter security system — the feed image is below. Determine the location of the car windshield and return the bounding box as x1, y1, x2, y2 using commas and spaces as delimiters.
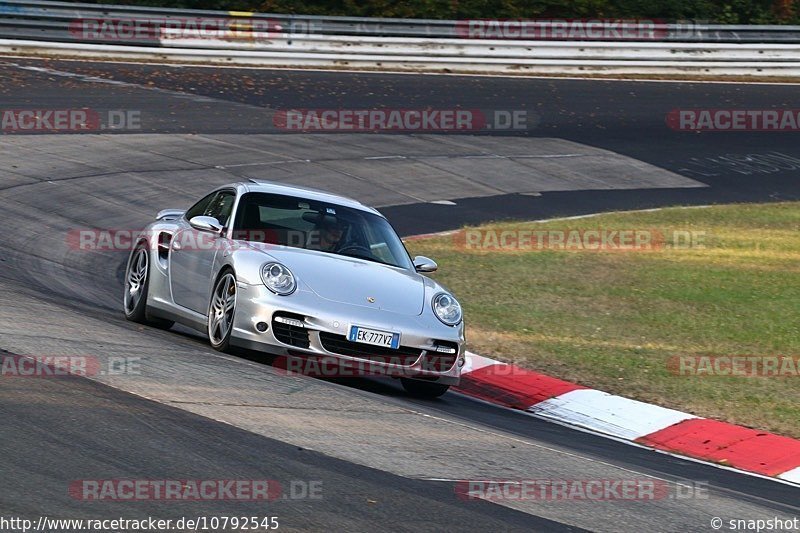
232, 192, 413, 269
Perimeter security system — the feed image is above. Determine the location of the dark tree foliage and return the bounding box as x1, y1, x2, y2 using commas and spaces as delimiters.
62, 0, 799, 23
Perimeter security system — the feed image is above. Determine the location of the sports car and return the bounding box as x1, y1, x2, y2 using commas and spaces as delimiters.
123, 180, 465, 397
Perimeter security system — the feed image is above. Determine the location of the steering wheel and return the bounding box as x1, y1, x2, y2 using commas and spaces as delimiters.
337, 243, 374, 259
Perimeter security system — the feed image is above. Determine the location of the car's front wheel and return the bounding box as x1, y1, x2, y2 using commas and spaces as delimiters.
208, 270, 237, 352
123, 243, 174, 329
400, 378, 450, 398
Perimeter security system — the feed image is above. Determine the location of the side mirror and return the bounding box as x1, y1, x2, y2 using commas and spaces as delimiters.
413, 255, 438, 273
189, 216, 222, 234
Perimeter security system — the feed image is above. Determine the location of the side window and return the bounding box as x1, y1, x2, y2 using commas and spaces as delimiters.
184, 192, 217, 221
205, 191, 236, 227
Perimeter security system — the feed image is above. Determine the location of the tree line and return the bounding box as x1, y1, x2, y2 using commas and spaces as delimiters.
71, 0, 798, 24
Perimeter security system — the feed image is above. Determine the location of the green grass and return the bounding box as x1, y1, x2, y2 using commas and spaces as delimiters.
407, 202, 800, 437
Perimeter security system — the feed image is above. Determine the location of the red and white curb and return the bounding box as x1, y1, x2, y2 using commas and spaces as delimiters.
455, 352, 800, 486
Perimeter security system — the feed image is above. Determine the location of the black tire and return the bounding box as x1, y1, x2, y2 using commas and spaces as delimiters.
208, 269, 237, 353
123, 243, 174, 329
400, 378, 450, 398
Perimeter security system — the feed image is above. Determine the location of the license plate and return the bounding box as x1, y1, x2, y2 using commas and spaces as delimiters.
348, 325, 400, 349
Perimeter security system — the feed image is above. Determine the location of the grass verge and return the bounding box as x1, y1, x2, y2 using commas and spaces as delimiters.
407, 202, 800, 438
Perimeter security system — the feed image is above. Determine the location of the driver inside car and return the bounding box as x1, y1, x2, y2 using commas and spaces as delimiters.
311, 217, 346, 252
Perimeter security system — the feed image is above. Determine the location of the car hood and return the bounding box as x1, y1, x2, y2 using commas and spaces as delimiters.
253, 245, 425, 315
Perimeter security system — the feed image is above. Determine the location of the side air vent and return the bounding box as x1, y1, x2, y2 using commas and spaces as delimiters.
157, 232, 172, 262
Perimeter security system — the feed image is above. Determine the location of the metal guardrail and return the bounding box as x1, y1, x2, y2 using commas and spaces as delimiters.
1, 0, 800, 75
2, 0, 800, 43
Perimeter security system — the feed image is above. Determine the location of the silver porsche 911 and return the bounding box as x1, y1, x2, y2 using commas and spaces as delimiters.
123, 180, 465, 397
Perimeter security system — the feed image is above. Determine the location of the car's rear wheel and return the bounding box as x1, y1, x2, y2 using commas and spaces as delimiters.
400, 378, 450, 398
123, 243, 174, 329
208, 270, 237, 352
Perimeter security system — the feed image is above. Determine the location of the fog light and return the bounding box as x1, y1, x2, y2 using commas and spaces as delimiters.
274, 316, 305, 328
256, 322, 269, 332
458, 357, 466, 367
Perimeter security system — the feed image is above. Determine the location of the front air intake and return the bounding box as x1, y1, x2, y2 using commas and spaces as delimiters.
271, 312, 310, 349
422, 341, 459, 372
318, 332, 422, 366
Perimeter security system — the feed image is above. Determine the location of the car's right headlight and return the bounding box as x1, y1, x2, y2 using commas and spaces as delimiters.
260, 262, 297, 295
432, 293, 462, 326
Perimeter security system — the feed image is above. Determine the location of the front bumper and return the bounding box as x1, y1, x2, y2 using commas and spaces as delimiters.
230, 283, 465, 385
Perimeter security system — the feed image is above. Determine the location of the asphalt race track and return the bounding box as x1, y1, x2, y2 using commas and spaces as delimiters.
0, 58, 799, 532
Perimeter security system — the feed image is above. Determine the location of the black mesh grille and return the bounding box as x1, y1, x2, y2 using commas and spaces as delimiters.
271, 313, 310, 349
318, 332, 422, 366
423, 354, 457, 372
421, 341, 459, 372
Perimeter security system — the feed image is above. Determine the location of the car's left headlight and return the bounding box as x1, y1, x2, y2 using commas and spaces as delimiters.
261, 262, 297, 295
432, 293, 462, 326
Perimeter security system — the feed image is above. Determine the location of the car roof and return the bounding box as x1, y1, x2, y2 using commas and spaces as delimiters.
239, 180, 381, 216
